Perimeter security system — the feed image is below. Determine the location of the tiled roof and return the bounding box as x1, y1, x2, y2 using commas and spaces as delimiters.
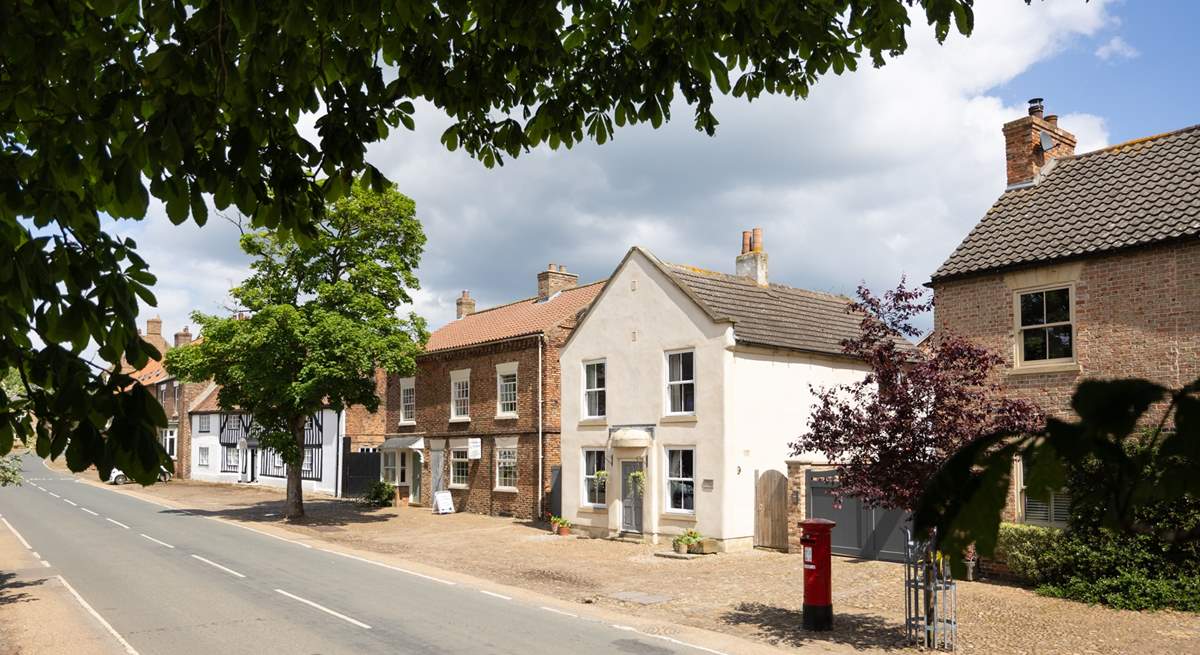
933, 124, 1200, 281
189, 383, 223, 413
128, 357, 169, 386
424, 282, 605, 353
660, 261, 885, 357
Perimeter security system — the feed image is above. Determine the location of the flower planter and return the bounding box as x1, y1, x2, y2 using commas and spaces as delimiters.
556, 525, 571, 536
673, 541, 689, 554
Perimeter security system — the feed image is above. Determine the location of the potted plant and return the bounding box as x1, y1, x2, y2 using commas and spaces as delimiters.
550, 515, 572, 536
672, 529, 702, 554
626, 469, 646, 495
594, 469, 608, 493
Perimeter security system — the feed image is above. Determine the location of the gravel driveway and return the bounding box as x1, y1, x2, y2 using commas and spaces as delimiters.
91, 475, 1200, 654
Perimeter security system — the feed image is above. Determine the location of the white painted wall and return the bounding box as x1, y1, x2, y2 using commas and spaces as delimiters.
560, 248, 869, 549
187, 409, 340, 495
561, 250, 733, 544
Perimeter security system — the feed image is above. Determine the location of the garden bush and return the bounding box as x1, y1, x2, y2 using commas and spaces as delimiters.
361, 480, 396, 507
993, 434, 1200, 612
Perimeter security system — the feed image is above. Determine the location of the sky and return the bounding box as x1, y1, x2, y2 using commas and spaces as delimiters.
114, 0, 1200, 343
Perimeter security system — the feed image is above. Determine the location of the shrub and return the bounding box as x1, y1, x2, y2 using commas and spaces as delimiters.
361, 480, 396, 507
994, 523, 1066, 585
673, 529, 703, 547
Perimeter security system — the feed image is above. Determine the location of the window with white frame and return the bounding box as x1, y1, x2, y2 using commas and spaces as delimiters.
666, 448, 695, 512
583, 449, 607, 506
398, 377, 416, 424
198, 414, 211, 433
666, 350, 695, 414
496, 363, 518, 417
495, 448, 518, 489
302, 449, 314, 472
1021, 458, 1070, 527
398, 451, 408, 485
223, 446, 240, 469
382, 450, 397, 483
451, 448, 469, 486
1017, 286, 1073, 364
450, 369, 470, 420
583, 361, 606, 419
198, 446, 210, 468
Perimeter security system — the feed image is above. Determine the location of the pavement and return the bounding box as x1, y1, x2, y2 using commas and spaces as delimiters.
0, 454, 781, 655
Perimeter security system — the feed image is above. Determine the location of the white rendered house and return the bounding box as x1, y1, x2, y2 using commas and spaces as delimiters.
559, 231, 871, 551
188, 383, 341, 496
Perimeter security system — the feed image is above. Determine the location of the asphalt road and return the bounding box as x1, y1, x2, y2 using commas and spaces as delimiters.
0, 455, 711, 655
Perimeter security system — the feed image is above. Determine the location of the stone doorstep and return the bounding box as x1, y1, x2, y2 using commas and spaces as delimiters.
653, 551, 701, 560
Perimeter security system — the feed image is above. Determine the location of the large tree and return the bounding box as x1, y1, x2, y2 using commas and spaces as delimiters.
793, 280, 1043, 511
165, 181, 426, 518
1, 0, 981, 475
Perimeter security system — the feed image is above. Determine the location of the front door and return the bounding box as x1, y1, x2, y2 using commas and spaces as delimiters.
410, 452, 422, 504
621, 461, 644, 533
248, 449, 258, 483
163, 429, 177, 458
430, 449, 445, 493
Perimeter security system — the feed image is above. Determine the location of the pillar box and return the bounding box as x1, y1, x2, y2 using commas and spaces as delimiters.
800, 518, 835, 631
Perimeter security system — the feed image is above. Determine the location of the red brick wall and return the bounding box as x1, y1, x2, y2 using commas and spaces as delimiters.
932, 239, 1200, 520
343, 369, 390, 451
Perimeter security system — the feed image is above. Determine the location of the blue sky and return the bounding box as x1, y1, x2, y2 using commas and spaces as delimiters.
118, 0, 1199, 341
999, 0, 1198, 144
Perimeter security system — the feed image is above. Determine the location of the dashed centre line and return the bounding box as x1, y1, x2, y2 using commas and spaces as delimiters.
80, 507, 99, 516
479, 590, 512, 600
63, 499, 77, 506
48, 492, 60, 498
275, 589, 371, 629
540, 606, 578, 618
139, 533, 174, 549
191, 554, 246, 579
106, 518, 130, 529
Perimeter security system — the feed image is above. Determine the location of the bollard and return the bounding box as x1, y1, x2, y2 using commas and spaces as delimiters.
800, 518, 836, 631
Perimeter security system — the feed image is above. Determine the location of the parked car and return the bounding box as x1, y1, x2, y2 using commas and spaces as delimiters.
109, 467, 172, 485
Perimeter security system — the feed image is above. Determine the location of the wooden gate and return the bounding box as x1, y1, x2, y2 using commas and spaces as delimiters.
755, 469, 789, 550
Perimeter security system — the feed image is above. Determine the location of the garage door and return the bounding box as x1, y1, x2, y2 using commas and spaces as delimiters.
806, 470, 909, 562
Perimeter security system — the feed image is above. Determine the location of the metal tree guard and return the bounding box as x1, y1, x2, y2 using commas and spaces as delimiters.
904, 527, 957, 651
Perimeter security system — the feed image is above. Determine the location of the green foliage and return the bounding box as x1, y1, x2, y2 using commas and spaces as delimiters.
673, 529, 704, 547
2, 0, 979, 479
915, 377, 1200, 576
550, 515, 572, 529
0, 454, 21, 487
165, 181, 426, 517
994, 523, 1200, 612
361, 480, 397, 507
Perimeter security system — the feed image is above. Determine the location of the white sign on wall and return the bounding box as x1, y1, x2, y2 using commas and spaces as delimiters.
433, 490, 455, 515
468, 437, 482, 460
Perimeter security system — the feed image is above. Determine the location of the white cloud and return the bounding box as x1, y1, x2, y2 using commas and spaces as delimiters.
124, 0, 1116, 341
1095, 35, 1140, 61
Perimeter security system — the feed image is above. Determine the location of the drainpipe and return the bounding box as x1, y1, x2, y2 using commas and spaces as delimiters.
537, 335, 544, 520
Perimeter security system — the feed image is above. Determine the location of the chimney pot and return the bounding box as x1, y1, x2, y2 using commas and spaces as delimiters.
1028, 98, 1044, 118
1045, 114, 1058, 126
735, 229, 769, 286
173, 326, 193, 348
1003, 98, 1076, 187
537, 263, 579, 301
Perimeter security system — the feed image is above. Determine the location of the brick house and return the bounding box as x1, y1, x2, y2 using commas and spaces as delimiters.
125, 317, 205, 478
375, 266, 603, 519
930, 99, 1200, 526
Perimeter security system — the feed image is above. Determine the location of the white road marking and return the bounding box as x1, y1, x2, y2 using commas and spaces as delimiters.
63, 499, 77, 506
540, 606, 578, 618
274, 589, 371, 629
612, 624, 637, 631
32, 551, 39, 559
191, 554, 246, 578
139, 533, 175, 549
315, 547, 456, 586
206, 517, 313, 548
1, 517, 33, 550
649, 634, 730, 655
479, 590, 512, 600
48, 492, 60, 498
106, 518, 130, 529
57, 575, 141, 655
80, 507, 99, 516
40, 560, 50, 568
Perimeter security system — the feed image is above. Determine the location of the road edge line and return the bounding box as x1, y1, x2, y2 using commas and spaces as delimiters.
1, 517, 33, 550
57, 574, 140, 655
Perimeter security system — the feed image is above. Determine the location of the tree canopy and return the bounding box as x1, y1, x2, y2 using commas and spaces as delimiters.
793, 280, 1042, 510
166, 181, 426, 517
1, 0, 978, 475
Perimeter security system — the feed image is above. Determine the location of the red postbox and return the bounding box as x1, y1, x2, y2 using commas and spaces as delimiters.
800, 518, 835, 631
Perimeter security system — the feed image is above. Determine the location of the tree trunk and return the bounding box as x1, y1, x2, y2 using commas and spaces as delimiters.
284, 419, 305, 520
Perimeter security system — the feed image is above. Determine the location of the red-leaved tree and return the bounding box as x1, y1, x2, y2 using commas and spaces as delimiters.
792, 278, 1044, 511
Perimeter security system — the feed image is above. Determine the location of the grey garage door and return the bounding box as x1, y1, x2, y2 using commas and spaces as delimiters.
806, 470, 909, 562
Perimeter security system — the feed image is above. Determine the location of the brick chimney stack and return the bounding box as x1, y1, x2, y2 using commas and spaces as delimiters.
456, 290, 476, 319
536, 264, 578, 301
142, 316, 169, 354
1003, 97, 1076, 188
735, 227, 768, 286
174, 326, 192, 348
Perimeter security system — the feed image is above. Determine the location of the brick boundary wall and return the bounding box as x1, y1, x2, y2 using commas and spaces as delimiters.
786, 460, 838, 554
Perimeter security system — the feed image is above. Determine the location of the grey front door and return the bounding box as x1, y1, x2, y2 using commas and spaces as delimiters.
621, 461, 643, 533
411, 453, 422, 503
430, 450, 445, 492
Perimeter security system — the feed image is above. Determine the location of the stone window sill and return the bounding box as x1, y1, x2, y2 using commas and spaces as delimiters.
660, 414, 698, 425
578, 418, 608, 427
449, 484, 469, 490
578, 504, 608, 513
449, 417, 471, 424
494, 414, 519, 420
397, 420, 416, 427
1007, 361, 1081, 376
493, 486, 519, 493
661, 511, 698, 523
